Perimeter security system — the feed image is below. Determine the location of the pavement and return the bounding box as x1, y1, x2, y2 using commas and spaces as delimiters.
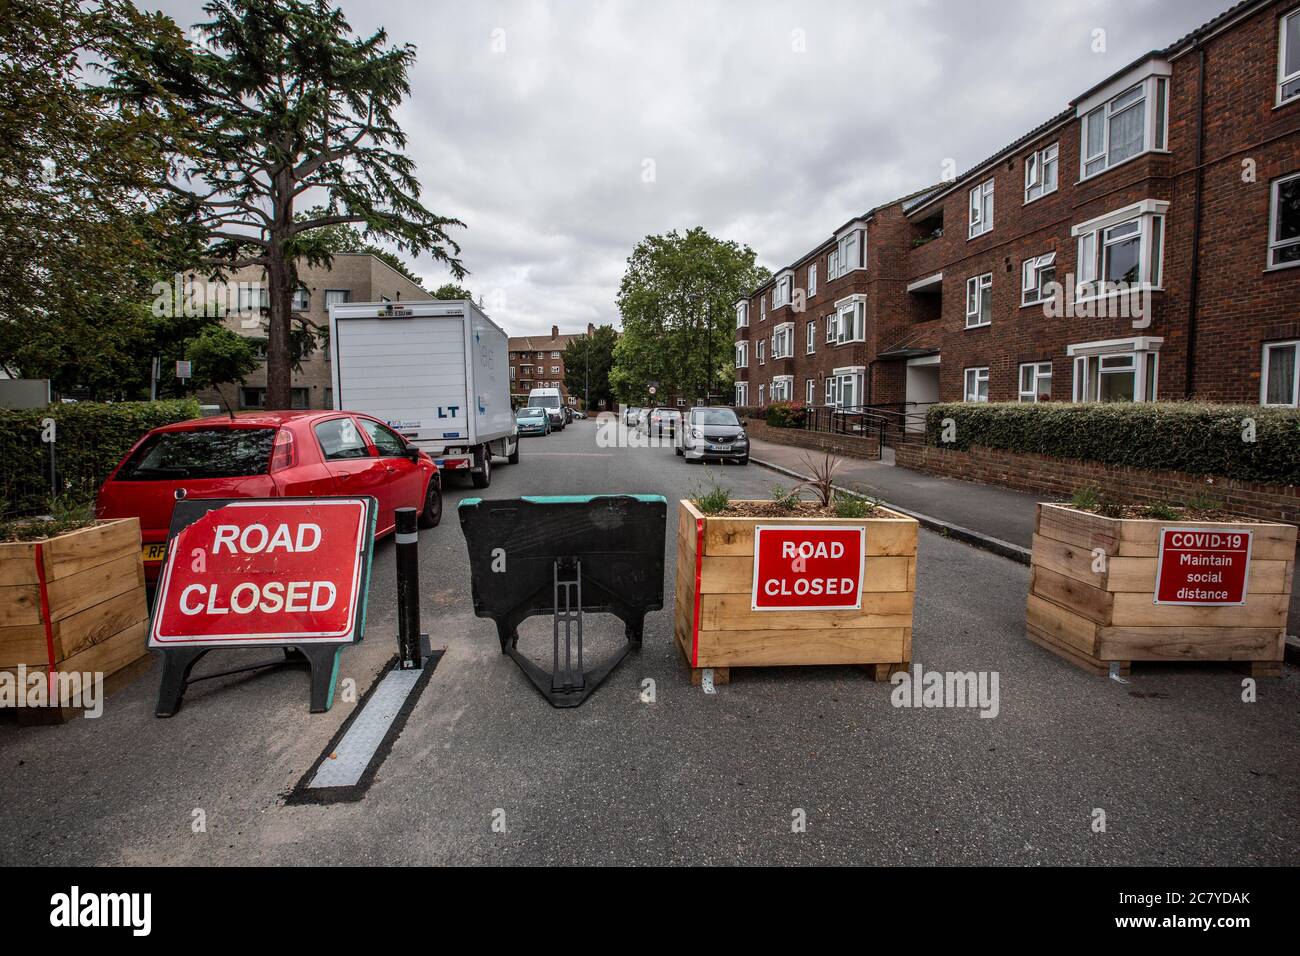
746, 436, 1300, 638
1, 419, 1296, 866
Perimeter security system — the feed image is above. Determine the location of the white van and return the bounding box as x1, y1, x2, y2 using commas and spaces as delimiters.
527, 387, 566, 430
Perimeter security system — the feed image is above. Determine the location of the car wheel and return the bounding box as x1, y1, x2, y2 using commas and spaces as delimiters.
737, 456, 749, 465
675, 446, 683, 456
417, 478, 442, 529
471, 450, 492, 489
507, 438, 520, 464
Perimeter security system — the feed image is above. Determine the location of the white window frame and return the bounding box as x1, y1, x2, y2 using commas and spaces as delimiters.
965, 273, 992, 328
1278, 8, 1300, 107
825, 313, 837, 343
1078, 72, 1170, 181
833, 295, 865, 344
736, 301, 749, 327
735, 341, 748, 369
291, 286, 310, 311
773, 273, 793, 309
827, 249, 839, 281
808, 262, 818, 296
735, 382, 749, 406
1261, 339, 1300, 406
1072, 200, 1168, 300
968, 178, 994, 239
771, 375, 794, 402
1267, 171, 1300, 270
1018, 362, 1052, 402
1021, 253, 1057, 306
757, 339, 766, 364
1024, 142, 1059, 203
963, 367, 990, 403
828, 366, 865, 409
758, 383, 766, 405
772, 322, 794, 359
1067, 336, 1162, 403
806, 378, 815, 404
806, 321, 816, 354
760, 294, 766, 321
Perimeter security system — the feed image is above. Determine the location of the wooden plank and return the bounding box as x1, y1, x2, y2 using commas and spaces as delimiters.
1031, 533, 1105, 586
44, 553, 144, 623
0, 583, 41, 627
40, 519, 140, 579
0, 541, 39, 587
1035, 504, 1118, 554
1095, 626, 1283, 662
1104, 556, 1291, 595
1025, 592, 1099, 655
1026, 623, 1118, 677
694, 626, 907, 668
1030, 565, 1113, 626
1116, 520, 1297, 559
697, 591, 914, 632
54, 586, 148, 660
700, 513, 917, 557
698, 554, 910, 594
1109, 592, 1289, 628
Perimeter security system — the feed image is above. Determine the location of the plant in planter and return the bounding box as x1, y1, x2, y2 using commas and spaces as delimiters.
1, 511, 150, 723
674, 464, 919, 686
1027, 496, 1296, 678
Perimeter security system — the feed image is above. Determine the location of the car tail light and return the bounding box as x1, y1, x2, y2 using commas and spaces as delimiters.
270, 428, 296, 472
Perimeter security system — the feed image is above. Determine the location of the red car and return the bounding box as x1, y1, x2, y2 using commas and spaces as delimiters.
96, 411, 441, 581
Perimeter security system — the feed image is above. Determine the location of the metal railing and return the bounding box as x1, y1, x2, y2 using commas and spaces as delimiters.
802, 402, 934, 453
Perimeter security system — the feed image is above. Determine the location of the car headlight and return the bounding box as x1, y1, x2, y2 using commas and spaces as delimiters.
737, 431, 747, 442
690, 429, 703, 440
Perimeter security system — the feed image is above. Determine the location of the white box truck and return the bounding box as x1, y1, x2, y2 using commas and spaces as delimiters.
329, 299, 519, 488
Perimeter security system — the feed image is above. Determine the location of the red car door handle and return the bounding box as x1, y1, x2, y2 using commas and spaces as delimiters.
335, 472, 351, 481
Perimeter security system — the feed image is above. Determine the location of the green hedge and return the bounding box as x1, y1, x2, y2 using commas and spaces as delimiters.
0, 399, 201, 517
924, 402, 1300, 486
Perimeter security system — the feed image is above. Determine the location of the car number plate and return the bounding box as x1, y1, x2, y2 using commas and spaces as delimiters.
142, 543, 167, 562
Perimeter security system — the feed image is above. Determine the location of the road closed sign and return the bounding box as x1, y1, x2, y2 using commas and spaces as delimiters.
1153, 527, 1253, 606
150, 497, 376, 647
751, 525, 866, 611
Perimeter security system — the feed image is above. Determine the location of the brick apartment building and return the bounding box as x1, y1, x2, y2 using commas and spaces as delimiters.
737, 0, 1300, 418
508, 323, 595, 407
198, 253, 432, 411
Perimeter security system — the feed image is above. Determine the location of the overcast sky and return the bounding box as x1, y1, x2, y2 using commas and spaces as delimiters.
148, 0, 1229, 337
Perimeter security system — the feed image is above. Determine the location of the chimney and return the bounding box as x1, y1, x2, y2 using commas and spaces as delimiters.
551, 324, 559, 339
587, 323, 594, 336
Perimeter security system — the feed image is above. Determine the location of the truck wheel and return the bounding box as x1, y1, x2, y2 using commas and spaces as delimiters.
507, 438, 520, 464
471, 449, 492, 488
418, 479, 442, 529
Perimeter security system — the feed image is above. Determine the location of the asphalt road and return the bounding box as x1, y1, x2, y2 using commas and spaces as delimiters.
1, 417, 1296, 865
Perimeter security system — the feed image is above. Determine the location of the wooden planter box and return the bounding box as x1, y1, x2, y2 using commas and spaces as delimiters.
674, 499, 918, 684
1027, 503, 1296, 677
1, 518, 150, 721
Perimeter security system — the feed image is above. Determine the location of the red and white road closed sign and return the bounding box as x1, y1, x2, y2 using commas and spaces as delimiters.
1153, 527, 1253, 606
751, 525, 866, 611
150, 498, 372, 647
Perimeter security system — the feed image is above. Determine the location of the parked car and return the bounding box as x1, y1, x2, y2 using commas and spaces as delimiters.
678, 406, 749, 464
96, 411, 441, 582
572, 410, 587, 420
648, 407, 682, 438
527, 387, 566, 430
624, 406, 641, 426
516, 406, 551, 436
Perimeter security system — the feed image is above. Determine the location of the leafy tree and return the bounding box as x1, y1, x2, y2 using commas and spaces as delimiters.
562, 325, 618, 410
0, 0, 201, 398
611, 228, 768, 406
106, 0, 465, 408
294, 207, 424, 287
432, 283, 474, 301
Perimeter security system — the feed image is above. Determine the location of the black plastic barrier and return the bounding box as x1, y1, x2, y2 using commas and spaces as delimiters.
458, 494, 666, 707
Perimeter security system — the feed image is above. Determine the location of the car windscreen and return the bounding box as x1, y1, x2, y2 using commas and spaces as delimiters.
690, 409, 740, 426
517, 408, 545, 418
531, 395, 561, 408
116, 428, 277, 480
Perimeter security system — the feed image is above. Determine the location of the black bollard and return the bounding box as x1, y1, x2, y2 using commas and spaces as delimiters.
395, 507, 423, 669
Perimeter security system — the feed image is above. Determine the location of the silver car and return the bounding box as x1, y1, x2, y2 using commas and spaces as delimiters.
677, 406, 748, 464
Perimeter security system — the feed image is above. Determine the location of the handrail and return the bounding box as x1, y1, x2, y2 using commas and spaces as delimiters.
801, 402, 933, 451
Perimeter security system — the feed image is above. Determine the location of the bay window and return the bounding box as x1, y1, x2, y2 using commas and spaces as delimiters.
735, 342, 748, 368
1079, 72, 1170, 179
771, 375, 794, 402
773, 273, 793, 308
1024, 143, 1059, 203
1268, 171, 1300, 269
772, 322, 794, 359
968, 178, 994, 238
827, 366, 864, 409
1073, 200, 1168, 298
735, 301, 749, 327
1021, 253, 1056, 306
834, 296, 865, 344
963, 367, 989, 402
735, 382, 748, 406
1068, 337, 1161, 402
1262, 340, 1299, 406
1018, 362, 1052, 402
965, 273, 992, 327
